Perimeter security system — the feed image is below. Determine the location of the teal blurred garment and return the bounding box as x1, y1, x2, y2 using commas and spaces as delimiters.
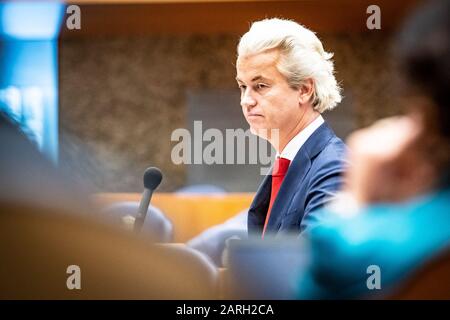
297, 188, 450, 299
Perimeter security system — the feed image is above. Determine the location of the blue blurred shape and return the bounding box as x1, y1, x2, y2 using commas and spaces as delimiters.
0, 2, 65, 40
0, 1, 65, 162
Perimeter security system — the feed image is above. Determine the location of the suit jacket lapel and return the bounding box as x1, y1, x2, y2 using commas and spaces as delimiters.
265, 123, 336, 232
248, 172, 272, 233
248, 123, 336, 235
265, 149, 311, 231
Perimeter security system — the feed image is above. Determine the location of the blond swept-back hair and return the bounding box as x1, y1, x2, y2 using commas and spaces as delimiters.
237, 18, 342, 112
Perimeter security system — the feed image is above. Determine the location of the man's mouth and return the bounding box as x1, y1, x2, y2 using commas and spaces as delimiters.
247, 113, 264, 118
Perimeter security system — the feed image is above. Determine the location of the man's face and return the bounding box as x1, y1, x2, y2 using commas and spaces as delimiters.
236, 50, 302, 143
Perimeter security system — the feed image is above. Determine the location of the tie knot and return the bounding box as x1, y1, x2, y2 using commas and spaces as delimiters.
272, 157, 290, 176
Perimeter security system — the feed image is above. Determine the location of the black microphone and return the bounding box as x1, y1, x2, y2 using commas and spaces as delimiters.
134, 167, 163, 233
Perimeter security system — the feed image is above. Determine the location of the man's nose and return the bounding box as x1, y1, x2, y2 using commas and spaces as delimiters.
241, 89, 257, 109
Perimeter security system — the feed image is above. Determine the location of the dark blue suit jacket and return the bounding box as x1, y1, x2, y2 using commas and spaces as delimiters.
248, 123, 347, 236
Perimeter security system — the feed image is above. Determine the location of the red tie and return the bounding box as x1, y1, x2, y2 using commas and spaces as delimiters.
262, 157, 291, 238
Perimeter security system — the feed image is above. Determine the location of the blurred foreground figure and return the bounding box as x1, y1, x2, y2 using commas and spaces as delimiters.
0, 113, 217, 299
297, 0, 450, 299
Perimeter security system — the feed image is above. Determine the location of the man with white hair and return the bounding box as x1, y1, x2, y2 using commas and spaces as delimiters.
236, 18, 346, 237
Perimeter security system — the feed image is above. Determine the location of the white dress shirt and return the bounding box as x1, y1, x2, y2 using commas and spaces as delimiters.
276, 115, 325, 162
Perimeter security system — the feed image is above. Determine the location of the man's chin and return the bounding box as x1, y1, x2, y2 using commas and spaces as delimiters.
250, 126, 269, 140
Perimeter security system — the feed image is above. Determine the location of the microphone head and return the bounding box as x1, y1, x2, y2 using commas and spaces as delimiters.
143, 167, 163, 190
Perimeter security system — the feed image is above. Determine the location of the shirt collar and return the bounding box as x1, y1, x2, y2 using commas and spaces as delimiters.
277, 115, 325, 161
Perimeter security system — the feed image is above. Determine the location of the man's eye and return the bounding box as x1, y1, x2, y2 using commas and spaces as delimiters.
256, 83, 268, 90
238, 85, 246, 91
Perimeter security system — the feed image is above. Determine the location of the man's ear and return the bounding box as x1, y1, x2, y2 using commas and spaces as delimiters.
298, 79, 315, 105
